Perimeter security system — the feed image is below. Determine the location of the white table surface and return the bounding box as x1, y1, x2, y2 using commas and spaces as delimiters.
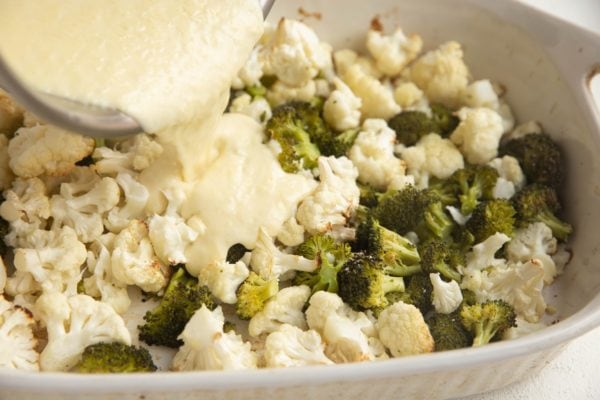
461, 1, 600, 399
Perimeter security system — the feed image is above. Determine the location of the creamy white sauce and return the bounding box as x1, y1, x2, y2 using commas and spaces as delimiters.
0, 0, 318, 274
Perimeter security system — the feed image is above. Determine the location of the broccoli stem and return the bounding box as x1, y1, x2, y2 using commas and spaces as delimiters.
537, 212, 573, 241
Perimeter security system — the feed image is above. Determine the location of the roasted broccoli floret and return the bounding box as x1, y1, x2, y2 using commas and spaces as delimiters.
512, 184, 572, 240
465, 199, 516, 243
355, 217, 421, 277
388, 110, 437, 146
373, 186, 454, 241
235, 271, 279, 320
426, 312, 472, 351
74, 343, 157, 373
419, 239, 464, 282
226, 243, 249, 264
391, 272, 434, 314
266, 101, 327, 172
451, 165, 499, 215
460, 300, 517, 346
292, 234, 352, 294
427, 177, 459, 207
138, 266, 215, 348
328, 128, 360, 157
338, 253, 406, 311
500, 133, 564, 188
430, 103, 459, 137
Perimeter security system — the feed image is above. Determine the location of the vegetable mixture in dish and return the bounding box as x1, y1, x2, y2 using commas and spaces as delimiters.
0, 16, 572, 372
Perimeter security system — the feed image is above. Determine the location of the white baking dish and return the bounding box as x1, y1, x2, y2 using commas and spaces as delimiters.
1, 0, 599, 399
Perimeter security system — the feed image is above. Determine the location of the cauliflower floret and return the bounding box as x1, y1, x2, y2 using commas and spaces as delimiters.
349, 119, 409, 191
104, 172, 150, 233
400, 133, 464, 185
229, 93, 272, 125
276, 216, 306, 247
36, 292, 131, 371
503, 317, 547, 340
393, 81, 430, 114
0, 89, 24, 135
430, 273, 463, 314
93, 134, 163, 175
172, 305, 257, 371
342, 64, 400, 120
0, 134, 14, 190
50, 168, 120, 243
406, 41, 470, 108
232, 45, 264, 89
4, 272, 40, 313
552, 244, 572, 276
83, 235, 130, 314
0, 177, 50, 247
250, 227, 316, 280
465, 232, 511, 271
479, 260, 547, 323
323, 78, 362, 132
506, 222, 559, 284
366, 28, 423, 77
8, 124, 94, 178
488, 156, 526, 192
261, 19, 332, 87
461, 80, 515, 132
12, 226, 87, 295
333, 49, 383, 79
306, 291, 384, 363
111, 220, 169, 293
450, 107, 505, 165
264, 324, 333, 368
0, 295, 38, 371
147, 189, 202, 266
462, 79, 500, 110
266, 80, 317, 107
249, 285, 311, 337
199, 260, 249, 304
296, 156, 360, 241
377, 301, 434, 357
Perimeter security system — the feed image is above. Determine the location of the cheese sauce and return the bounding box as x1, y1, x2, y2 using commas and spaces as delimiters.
0, 0, 317, 274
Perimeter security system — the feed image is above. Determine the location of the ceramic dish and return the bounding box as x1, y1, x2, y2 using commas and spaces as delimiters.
1, 0, 599, 399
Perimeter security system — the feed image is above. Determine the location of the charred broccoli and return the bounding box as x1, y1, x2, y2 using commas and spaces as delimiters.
338, 253, 406, 311
465, 199, 516, 243
235, 271, 279, 320
500, 133, 564, 188
266, 101, 329, 172
355, 217, 421, 277
388, 110, 437, 146
74, 343, 157, 373
512, 184, 572, 240
138, 266, 215, 348
292, 234, 352, 294
419, 239, 464, 282
373, 186, 454, 241
460, 300, 516, 346
426, 312, 472, 351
